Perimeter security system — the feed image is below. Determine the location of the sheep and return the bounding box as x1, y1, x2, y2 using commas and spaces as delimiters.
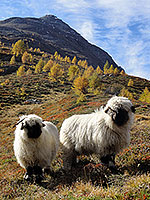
14, 114, 59, 182
60, 96, 135, 171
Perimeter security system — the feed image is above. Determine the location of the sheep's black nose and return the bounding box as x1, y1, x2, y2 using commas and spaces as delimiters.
131, 106, 136, 113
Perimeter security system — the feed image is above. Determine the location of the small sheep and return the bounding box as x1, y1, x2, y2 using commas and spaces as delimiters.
60, 96, 135, 171
14, 114, 59, 182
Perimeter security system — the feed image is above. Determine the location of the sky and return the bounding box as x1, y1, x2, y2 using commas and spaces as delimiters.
0, 0, 150, 80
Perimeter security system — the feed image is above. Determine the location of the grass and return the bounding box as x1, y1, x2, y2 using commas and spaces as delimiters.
0, 46, 150, 199
0, 88, 150, 199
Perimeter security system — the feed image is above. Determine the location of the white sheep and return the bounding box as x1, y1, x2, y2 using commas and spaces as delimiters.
60, 96, 135, 171
14, 114, 59, 182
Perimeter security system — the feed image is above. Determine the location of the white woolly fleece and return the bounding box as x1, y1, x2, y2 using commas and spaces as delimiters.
14, 114, 59, 169
60, 96, 134, 158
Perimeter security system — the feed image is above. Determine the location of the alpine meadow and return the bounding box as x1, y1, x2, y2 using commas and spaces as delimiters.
0, 16, 150, 200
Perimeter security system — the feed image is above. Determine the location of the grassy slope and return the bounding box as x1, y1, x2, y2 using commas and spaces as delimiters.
0, 45, 150, 199
0, 81, 150, 199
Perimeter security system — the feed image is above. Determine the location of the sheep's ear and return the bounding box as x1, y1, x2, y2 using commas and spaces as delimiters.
113, 108, 129, 126
21, 123, 24, 130
104, 107, 115, 117
21, 122, 28, 130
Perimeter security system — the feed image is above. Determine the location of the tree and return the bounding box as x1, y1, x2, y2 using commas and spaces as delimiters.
114, 68, 120, 75
139, 87, 150, 103
83, 65, 94, 79
73, 75, 88, 94
81, 60, 88, 68
127, 79, 134, 87
119, 87, 133, 100
37, 48, 41, 53
108, 64, 114, 74
54, 51, 58, 60
26, 68, 32, 75
64, 56, 68, 62
120, 70, 125, 75
96, 66, 103, 75
68, 65, 79, 81
72, 56, 77, 65
77, 60, 82, 66
10, 55, 16, 65
89, 72, 101, 90
22, 51, 32, 64
67, 57, 71, 63
35, 59, 44, 73
49, 63, 64, 81
17, 65, 25, 76
103, 60, 109, 74
12, 40, 27, 56
43, 59, 54, 72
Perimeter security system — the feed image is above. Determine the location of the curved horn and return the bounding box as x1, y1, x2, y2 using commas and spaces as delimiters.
13, 117, 26, 128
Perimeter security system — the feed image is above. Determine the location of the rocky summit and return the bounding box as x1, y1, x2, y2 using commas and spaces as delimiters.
0, 15, 121, 70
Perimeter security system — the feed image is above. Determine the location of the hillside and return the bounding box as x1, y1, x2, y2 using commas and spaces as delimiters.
0, 28, 150, 199
0, 77, 150, 199
0, 15, 121, 70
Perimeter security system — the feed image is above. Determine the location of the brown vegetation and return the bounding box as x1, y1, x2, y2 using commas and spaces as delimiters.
0, 41, 150, 199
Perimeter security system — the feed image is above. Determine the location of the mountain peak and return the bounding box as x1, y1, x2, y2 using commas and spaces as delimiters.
0, 15, 121, 70
40, 15, 58, 20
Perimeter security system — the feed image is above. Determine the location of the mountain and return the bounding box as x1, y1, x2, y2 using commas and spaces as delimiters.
0, 15, 121, 70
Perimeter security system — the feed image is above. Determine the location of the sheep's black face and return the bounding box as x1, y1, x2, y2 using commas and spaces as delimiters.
22, 122, 42, 138
113, 108, 129, 126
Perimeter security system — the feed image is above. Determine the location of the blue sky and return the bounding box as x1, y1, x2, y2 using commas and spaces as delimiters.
0, 0, 150, 80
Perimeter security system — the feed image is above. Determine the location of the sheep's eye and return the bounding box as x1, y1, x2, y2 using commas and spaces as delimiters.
131, 106, 135, 113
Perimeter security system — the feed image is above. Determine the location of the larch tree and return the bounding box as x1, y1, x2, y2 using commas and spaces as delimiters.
114, 67, 120, 75
108, 64, 114, 74
12, 40, 27, 57
103, 60, 109, 74
128, 79, 134, 87
96, 66, 103, 75
68, 65, 79, 81
73, 75, 88, 94
120, 70, 125, 75
54, 51, 58, 60
77, 60, 82, 66
17, 65, 25, 77
49, 63, 64, 81
35, 59, 44, 73
43, 59, 54, 72
67, 57, 71, 63
89, 72, 101, 90
22, 51, 32, 64
119, 87, 133, 100
81, 60, 88, 69
26, 68, 32, 75
64, 56, 68, 62
83, 65, 94, 79
10, 55, 16, 65
139, 87, 150, 103
72, 56, 77, 65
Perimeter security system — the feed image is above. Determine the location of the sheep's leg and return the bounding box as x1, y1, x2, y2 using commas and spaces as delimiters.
24, 166, 33, 181
101, 154, 116, 169
62, 147, 77, 171
33, 165, 44, 183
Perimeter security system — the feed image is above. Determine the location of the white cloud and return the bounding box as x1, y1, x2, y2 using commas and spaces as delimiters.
80, 21, 95, 43
55, 0, 89, 12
